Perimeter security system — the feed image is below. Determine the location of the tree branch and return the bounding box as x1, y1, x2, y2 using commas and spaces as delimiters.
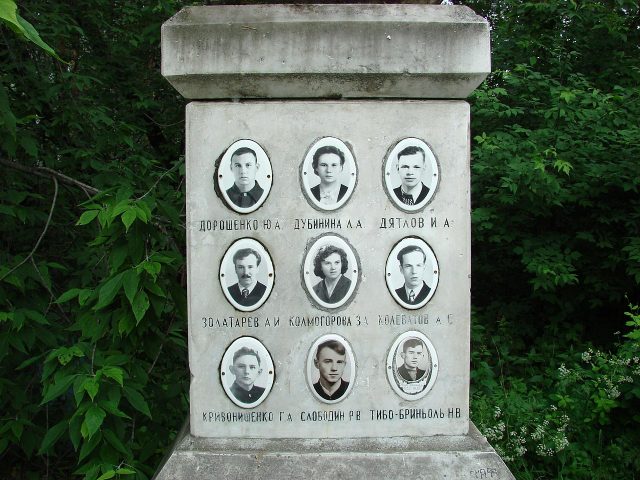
0, 177, 59, 282
0, 157, 100, 196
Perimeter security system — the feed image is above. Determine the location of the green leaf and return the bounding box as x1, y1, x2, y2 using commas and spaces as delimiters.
57, 346, 84, 365
94, 272, 124, 310
82, 377, 100, 401
80, 405, 106, 439
76, 210, 100, 226
78, 431, 101, 462
99, 399, 130, 419
69, 414, 82, 451
17, 352, 45, 370
131, 290, 150, 323
100, 366, 124, 387
10, 420, 23, 439
112, 199, 131, 217
143, 261, 161, 277
103, 429, 130, 456
96, 471, 116, 480
41, 374, 76, 404
19, 134, 38, 157
14, 13, 62, 60
122, 270, 139, 304
134, 204, 150, 223
118, 315, 135, 336
0, 0, 20, 32
78, 289, 93, 306
109, 244, 128, 272
121, 208, 136, 231
56, 288, 82, 304
37, 420, 68, 454
124, 386, 151, 418
115, 468, 136, 475
0, 83, 17, 139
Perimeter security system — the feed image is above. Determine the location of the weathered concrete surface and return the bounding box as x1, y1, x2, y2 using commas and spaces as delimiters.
161, 4, 490, 99
186, 100, 470, 438
153, 420, 515, 480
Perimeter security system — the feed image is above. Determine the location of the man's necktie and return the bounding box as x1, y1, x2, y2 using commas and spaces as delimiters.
401, 193, 415, 205
242, 288, 249, 298
409, 290, 415, 303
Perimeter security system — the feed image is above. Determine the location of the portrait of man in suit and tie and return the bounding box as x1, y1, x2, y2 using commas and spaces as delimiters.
217, 139, 272, 214
395, 244, 431, 305
221, 238, 274, 312
383, 137, 438, 212
385, 237, 438, 310
228, 248, 267, 307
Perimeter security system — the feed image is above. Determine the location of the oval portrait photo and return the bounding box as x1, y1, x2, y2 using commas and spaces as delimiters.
306, 334, 355, 404
386, 331, 438, 401
385, 237, 439, 310
220, 238, 274, 312
220, 336, 275, 409
216, 139, 272, 214
302, 234, 359, 310
383, 137, 439, 212
300, 136, 357, 211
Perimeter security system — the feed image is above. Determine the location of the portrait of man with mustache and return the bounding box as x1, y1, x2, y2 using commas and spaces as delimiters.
227, 247, 267, 307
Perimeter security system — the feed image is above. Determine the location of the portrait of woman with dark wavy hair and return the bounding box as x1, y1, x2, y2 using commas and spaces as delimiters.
312, 245, 352, 305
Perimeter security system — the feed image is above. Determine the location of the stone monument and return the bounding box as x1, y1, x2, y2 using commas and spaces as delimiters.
156, 4, 514, 479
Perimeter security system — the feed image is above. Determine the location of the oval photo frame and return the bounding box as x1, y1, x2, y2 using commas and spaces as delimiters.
216, 139, 272, 214
306, 333, 355, 404
302, 233, 359, 310
301, 136, 357, 211
385, 237, 439, 310
383, 137, 439, 212
386, 331, 438, 401
220, 238, 274, 312
220, 336, 275, 409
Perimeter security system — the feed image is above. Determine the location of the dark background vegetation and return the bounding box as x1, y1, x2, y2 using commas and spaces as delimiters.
1, 1, 639, 478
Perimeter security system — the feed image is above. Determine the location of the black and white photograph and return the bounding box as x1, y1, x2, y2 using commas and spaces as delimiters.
306, 334, 355, 404
216, 139, 272, 214
385, 237, 439, 310
303, 234, 359, 310
386, 331, 438, 401
220, 238, 274, 312
383, 137, 439, 212
301, 136, 357, 211
220, 336, 275, 409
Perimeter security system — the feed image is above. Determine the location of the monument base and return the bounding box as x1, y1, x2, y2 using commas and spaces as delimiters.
153, 421, 514, 479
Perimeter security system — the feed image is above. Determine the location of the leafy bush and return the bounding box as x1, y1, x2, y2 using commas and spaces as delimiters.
472, 305, 640, 479
1, 1, 189, 478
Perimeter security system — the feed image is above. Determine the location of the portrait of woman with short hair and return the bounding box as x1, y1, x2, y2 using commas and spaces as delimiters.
303, 234, 359, 310
312, 244, 352, 304
310, 145, 349, 205
301, 137, 357, 211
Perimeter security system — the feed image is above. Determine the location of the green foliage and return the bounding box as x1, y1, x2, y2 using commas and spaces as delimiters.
1, 1, 190, 478
0, 0, 60, 59
471, 305, 640, 478
464, 0, 640, 477
465, 0, 640, 339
